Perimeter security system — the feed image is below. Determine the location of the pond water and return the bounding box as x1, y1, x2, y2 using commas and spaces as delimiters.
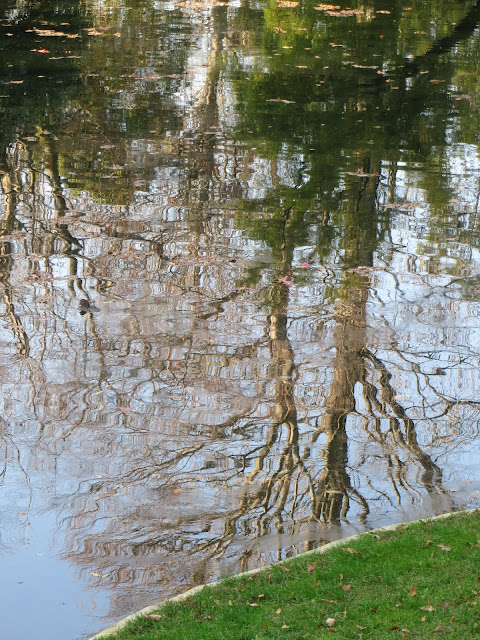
1, 1, 480, 638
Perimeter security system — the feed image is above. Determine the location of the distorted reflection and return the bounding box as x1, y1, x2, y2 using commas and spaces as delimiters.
1, 1, 480, 639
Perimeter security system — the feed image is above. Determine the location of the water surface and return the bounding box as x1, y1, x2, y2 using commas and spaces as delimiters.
1, 1, 480, 638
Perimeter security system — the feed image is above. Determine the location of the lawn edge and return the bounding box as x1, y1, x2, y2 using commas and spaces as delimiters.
89, 507, 479, 639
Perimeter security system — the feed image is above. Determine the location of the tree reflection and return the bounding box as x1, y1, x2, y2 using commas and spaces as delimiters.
0, 0, 480, 633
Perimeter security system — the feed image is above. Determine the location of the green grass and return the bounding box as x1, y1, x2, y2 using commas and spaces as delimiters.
97, 511, 480, 639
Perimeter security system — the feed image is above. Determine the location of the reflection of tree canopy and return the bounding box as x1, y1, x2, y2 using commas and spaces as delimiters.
1, 0, 480, 630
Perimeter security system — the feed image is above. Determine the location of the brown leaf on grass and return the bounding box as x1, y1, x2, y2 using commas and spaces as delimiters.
421, 605, 435, 612
143, 614, 163, 621
433, 623, 444, 632
357, 626, 367, 630
306, 562, 318, 573
279, 564, 290, 572
341, 584, 352, 592
409, 587, 417, 597
421, 616, 427, 622
326, 617, 336, 627
343, 547, 361, 555
254, 594, 265, 599
437, 544, 451, 552
282, 624, 289, 629
275, 608, 282, 615
247, 602, 260, 607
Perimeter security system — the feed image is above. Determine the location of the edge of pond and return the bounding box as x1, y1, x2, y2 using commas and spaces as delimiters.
89, 508, 479, 640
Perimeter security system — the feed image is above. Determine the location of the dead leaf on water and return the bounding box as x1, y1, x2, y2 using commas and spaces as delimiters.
326, 9, 363, 16
346, 171, 379, 177
266, 98, 295, 104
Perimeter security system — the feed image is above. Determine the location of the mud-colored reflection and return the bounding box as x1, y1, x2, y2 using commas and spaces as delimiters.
1, 1, 480, 639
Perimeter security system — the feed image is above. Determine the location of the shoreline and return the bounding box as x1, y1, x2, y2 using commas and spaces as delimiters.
89, 508, 478, 639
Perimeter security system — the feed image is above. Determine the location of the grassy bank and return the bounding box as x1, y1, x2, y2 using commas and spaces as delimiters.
96, 510, 480, 639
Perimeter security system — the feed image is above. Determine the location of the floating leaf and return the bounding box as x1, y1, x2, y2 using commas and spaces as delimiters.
326, 9, 363, 16
266, 98, 295, 104
346, 171, 379, 178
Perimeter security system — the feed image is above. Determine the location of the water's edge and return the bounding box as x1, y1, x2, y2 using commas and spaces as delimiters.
89, 508, 478, 639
